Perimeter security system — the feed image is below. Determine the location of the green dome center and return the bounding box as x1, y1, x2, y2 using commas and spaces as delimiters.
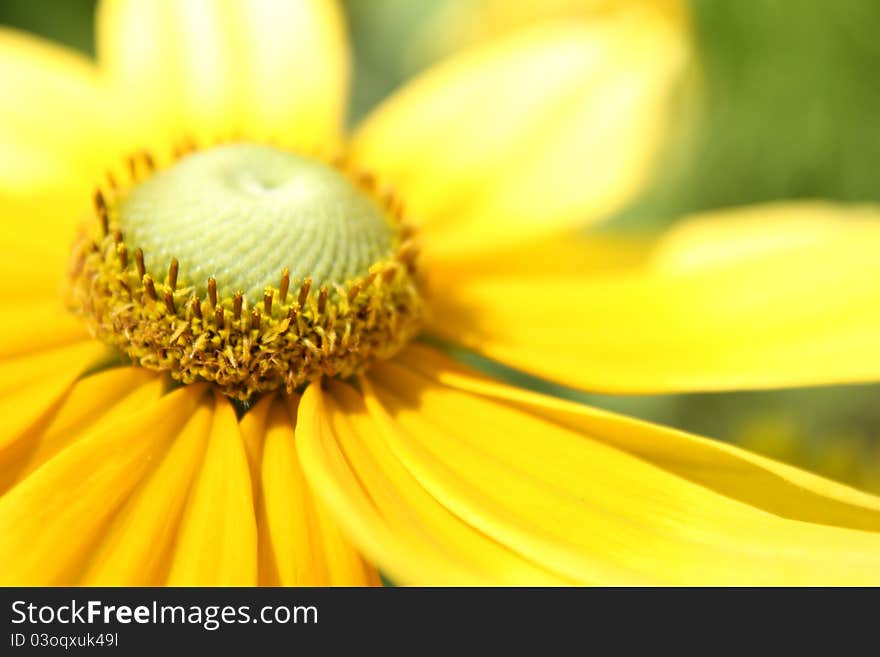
118, 143, 394, 302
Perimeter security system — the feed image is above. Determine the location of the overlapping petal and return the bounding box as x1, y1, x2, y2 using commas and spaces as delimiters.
428, 202, 880, 393
239, 394, 379, 586
84, 391, 213, 585
296, 347, 880, 585
0, 368, 162, 495
353, 8, 689, 261
166, 396, 258, 585
0, 307, 109, 452
0, 384, 205, 585
297, 378, 568, 585
0, 369, 377, 586
397, 346, 880, 532
97, 0, 349, 149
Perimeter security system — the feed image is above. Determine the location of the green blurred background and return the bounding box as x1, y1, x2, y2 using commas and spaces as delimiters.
3, 0, 878, 491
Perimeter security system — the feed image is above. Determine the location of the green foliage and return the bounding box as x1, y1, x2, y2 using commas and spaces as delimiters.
0, 0, 96, 55
618, 0, 880, 227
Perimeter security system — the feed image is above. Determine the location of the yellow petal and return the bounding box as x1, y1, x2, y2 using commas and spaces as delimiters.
328, 379, 570, 584
0, 385, 203, 585
411, 0, 687, 69
0, 340, 110, 451
237, 395, 281, 585
428, 230, 652, 282
166, 393, 257, 585
260, 395, 377, 585
239, 394, 272, 489
0, 367, 162, 494
82, 396, 213, 585
97, 0, 349, 149
354, 351, 880, 585
429, 202, 880, 393
398, 344, 880, 532
0, 27, 125, 196
261, 395, 324, 585
0, 195, 86, 297
297, 382, 491, 585
0, 304, 93, 360
240, 395, 379, 586
0, 246, 64, 303
311, 501, 382, 587
352, 12, 689, 260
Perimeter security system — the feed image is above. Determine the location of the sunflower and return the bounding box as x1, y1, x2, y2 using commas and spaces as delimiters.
2, 0, 880, 587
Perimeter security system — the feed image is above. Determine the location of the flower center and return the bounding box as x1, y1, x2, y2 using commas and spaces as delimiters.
69, 142, 423, 400
120, 144, 394, 301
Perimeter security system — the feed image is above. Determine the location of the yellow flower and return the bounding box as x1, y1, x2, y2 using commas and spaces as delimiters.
1, 0, 879, 586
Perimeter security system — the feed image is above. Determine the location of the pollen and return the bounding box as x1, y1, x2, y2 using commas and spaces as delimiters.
69, 142, 424, 400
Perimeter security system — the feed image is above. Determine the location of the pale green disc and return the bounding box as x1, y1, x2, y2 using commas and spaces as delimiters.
118, 143, 394, 302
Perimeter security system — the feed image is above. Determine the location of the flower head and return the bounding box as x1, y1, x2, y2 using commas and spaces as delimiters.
2, 0, 880, 586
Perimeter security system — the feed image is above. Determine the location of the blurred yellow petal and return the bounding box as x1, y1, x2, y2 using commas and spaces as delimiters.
97, 0, 349, 148
0, 367, 162, 494
166, 394, 257, 585
0, 385, 203, 585
0, 196, 94, 299
83, 396, 213, 585
0, 28, 122, 196
340, 351, 880, 585
0, 245, 64, 303
0, 304, 92, 360
429, 202, 880, 393
430, 230, 652, 281
353, 12, 689, 260
411, 0, 687, 69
